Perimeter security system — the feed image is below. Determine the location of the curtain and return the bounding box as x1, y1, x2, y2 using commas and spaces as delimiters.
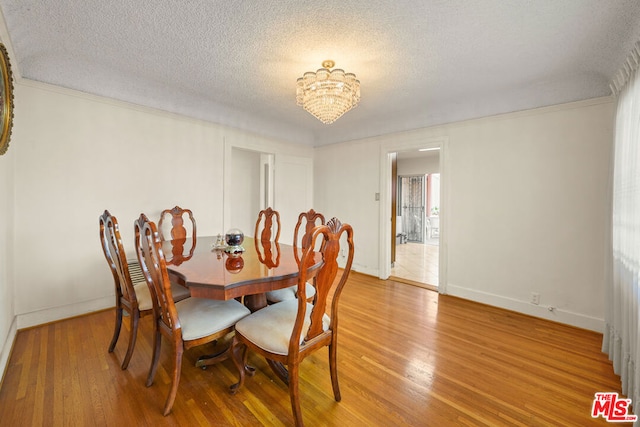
604, 41, 640, 417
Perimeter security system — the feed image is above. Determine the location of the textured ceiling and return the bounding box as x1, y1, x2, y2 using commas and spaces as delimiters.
1, 0, 639, 147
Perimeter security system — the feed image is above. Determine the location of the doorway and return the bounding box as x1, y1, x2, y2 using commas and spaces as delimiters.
228, 148, 274, 235
390, 150, 441, 289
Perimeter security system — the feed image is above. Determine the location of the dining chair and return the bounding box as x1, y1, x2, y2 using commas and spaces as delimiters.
100, 210, 191, 370
254, 206, 281, 243
158, 205, 197, 265
265, 209, 325, 304
229, 217, 354, 427
134, 213, 251, 416
99, 210, 154, 370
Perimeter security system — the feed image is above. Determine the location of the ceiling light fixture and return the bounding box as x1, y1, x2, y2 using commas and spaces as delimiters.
296, 60, 360, 124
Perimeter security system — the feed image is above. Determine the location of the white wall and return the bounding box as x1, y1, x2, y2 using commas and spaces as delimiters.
315, 140, 382, 275
315, 98, 614, 331
0, 92, 15, 380
10, 80, 312, 329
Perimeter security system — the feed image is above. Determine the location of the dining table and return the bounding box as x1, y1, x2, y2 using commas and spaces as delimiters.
164, 235, 320, 311
163, 235, 321, 380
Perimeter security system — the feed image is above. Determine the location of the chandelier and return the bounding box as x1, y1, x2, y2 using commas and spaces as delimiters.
296, 60, 360, 124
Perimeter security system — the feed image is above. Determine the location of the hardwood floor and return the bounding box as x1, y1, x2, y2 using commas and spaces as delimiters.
0, 273, 627, 426
391, 241, 439, 288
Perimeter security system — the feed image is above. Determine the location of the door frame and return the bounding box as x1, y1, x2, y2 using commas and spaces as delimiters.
378, 135, 449, 293
223, 140, 276, 233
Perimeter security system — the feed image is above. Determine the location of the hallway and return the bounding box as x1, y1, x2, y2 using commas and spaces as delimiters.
390, 241, 439, 289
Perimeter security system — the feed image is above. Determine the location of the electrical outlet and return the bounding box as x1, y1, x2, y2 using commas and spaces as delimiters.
530, 292, 540, 305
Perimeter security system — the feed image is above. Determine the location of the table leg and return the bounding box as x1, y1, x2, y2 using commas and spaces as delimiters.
244, 293, 268, 312
195, 345, 230, 369
267, 360, 289, 385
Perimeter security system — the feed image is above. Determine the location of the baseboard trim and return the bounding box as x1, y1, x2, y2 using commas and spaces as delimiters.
352, 264, 378, 277
17, 296, 114, 330
0, 315, 17, 390
446, 283, 604, 333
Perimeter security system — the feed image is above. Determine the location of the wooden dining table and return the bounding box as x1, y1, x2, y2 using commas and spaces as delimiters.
164, 235, 320, 312
163, 235, 320, 379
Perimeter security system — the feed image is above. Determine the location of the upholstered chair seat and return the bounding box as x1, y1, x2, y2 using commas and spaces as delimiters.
234, 299, 329, 355
265, 282, 316, 304
128, 260, 190, 309
132, 281, 191, 311
132, 282, 153, 311
175, 297, 250, 341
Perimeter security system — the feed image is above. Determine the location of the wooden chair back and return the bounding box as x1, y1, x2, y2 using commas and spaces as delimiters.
135, 213, 181, 339
99, 210, 141, 311
293, 209, 325, 264
295, 217, 354, 352
158, 205, 196, 241
158, 206, 196, 265
100, 210, 153, 370
254, 207, 281, 242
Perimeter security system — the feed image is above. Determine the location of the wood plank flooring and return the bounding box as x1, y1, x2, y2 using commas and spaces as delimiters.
391, 241, 439, 288
0, 273, 628, 426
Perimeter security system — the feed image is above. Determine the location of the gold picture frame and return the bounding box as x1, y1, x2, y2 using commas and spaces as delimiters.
0, 42, 14, 155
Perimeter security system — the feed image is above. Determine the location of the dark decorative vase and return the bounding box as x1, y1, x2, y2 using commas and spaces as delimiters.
224, 228, 245, 255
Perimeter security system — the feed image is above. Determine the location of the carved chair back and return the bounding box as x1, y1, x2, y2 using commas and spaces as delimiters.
293, 209, 325, 264
158, 206, 196, 265
158, 205, 196, 241
135, 214, 181, 337
99, 210, 140, 308
100, 210, 154, 369
254, 207, 281, 242
294, 217, 354, 352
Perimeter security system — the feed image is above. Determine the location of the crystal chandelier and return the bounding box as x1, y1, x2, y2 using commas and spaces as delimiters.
296, 60, 360, 124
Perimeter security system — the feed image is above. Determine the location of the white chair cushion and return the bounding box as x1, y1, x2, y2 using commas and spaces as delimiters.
134, 282, 190, 311
133, 282, 153, 311
265, 282, 316, 303
235, 299, 329, 356
175, 297, 250, 341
